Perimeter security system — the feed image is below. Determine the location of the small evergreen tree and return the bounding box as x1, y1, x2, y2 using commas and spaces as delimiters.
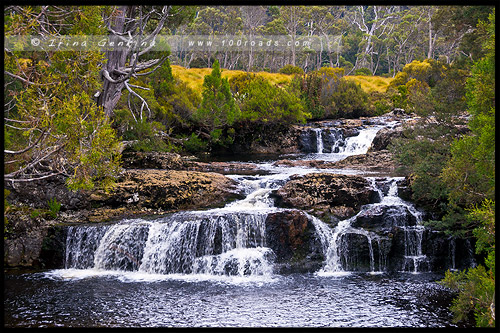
193, 60, 240, 135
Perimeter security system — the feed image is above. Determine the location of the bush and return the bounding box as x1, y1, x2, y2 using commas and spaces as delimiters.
321, 77, 370, 118
193, 60, 240, 132
47, 198, 61, 218
238, 76, 309, 124
183, 133, 208, 153
279, 64, 304, 75
354, 67, 373, 76
228, 72, 257, 94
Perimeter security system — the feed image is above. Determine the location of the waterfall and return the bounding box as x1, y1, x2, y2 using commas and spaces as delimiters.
64, 212, 275, 277
60, 117, 454, 278
313, 128, 324, 154
340, 126, 383, 155
309, 177, 429, 275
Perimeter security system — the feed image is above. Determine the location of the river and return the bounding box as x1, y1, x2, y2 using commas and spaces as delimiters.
3, 114, 470, 328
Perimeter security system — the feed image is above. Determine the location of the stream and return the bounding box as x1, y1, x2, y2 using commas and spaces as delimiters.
4, 115, 470, 328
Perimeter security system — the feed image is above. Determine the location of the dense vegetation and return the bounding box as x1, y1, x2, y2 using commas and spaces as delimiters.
389, 10, 495, 327
3, 5, 495, 327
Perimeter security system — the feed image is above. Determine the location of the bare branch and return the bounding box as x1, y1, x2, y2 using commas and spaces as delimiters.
4, 71, 58, 86
4, 130, 46, 155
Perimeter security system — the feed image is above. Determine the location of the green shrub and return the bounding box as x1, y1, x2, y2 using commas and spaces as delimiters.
47, 198, 61, 219
238, 76, 309, 124
354, 67, 373, 76
321, 77, 370, 118
279, 64, 304, 75
183, 133, 208, 153
193, 60, 240, 132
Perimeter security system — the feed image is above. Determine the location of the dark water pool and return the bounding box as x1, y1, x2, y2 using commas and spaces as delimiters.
4, 270, 466, 328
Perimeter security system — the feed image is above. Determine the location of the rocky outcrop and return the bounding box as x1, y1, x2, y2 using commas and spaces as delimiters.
3, 210, 60, 268
326, 150, 399, 173
265, 210, 324, 273
90, 169, 241, 212
227, 122, 302, 155
273, 173, 379, 221
368, 127, 404, 152
4, 169, 242, 268
5, 175, 90, 211
122, 151, 259, 174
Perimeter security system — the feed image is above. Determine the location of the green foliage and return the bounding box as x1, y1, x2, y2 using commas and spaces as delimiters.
4, 6, 121, 191
193, 60, 240, 132
47, 198, 61, 219
354, 67, 373, 76
321, 77, 370, 119
237, 76, 309, 124
293, 71, 324, 119
183, 133, 208, 153
279, 64, 304, 75
441, 9, 495, 209
228, 72, 257, 95
369, 92, 393, 116
439, 265, 495, 327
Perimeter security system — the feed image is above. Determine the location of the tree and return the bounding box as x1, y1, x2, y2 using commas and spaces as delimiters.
4, 6, 121, 190
241, 6, 267, 71
193, 60, 240, 138
97, 6, 195, 118
441, 9, 495, 219
348, 6, 397, 74
279, 6, 307, 67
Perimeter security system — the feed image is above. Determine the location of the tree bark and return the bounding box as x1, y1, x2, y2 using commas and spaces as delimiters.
98, 6, 137, 117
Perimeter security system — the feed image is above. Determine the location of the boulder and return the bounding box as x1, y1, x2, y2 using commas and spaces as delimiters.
351, 205, 418, 233
325, 150, 398, 172
4, 209, 57, 267
368, 127, 403, 152
274, 173, 379, 220
5, 175, 89, 211
265, 210, 324, 273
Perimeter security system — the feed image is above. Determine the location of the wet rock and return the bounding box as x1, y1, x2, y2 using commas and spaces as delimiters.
337, 233, 391, 272
122, 151, 259, 174
265, 210, 324, 273
274, 173, 379, 220
122, 151, 188, 170
4, 210, 56, 267
368, 127, 403, 152
325, 150, 399, 172
352, 205, 418, 233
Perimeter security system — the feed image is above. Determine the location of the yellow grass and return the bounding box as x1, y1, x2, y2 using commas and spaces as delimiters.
171, 65, 392, 94
344, 75, 393, 93
171, 65, 293, 92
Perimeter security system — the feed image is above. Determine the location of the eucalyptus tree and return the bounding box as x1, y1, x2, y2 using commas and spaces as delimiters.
348, 5, 397, 74
241, 5, 267, 71
279, 6, 308, 67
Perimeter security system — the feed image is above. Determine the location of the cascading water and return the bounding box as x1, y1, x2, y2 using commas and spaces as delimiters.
313, 128, 324, 154
61, 117, 438, 280
65, 212, 275, 277
311, 177, 429, 275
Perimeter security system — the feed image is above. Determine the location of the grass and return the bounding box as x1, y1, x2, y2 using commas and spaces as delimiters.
344, 75, 393, 93
170, 65, 392, 94
171, 65, 294, 92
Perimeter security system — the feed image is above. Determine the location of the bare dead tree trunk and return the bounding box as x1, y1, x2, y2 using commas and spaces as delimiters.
97, 5, 171, 119
98, 6, 136, 118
